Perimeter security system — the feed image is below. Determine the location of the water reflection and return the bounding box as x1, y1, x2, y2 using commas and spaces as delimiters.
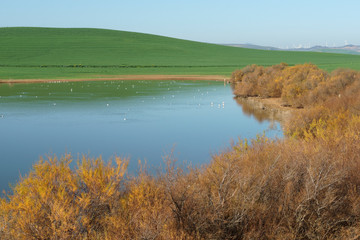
0, 80, 282, 192
235, 97, 289, 123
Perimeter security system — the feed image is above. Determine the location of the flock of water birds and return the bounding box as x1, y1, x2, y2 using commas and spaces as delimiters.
0, 80, 228, 121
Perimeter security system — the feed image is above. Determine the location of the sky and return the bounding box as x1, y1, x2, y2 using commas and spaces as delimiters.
0, 0, 359, 48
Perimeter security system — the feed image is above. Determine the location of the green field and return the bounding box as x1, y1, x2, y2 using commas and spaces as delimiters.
1, 27, 360, 79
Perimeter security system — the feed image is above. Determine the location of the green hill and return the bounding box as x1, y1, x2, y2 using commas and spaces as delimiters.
0, 27, 360, 79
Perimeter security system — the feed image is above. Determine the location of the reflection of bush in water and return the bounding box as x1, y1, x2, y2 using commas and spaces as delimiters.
236, 97, 271, 122
235, 97, 284, 123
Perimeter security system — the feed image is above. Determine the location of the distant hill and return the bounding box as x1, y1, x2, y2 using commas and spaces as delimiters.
0, 27, 360, 79
224, 43, 360, 55
223, 44, 280, 51
291, 45, 360, 55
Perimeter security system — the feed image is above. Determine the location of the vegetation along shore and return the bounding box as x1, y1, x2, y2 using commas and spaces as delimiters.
1, 62, 360, 239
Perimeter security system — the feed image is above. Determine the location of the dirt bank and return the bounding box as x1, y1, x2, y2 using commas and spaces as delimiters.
0, 75, 230, 84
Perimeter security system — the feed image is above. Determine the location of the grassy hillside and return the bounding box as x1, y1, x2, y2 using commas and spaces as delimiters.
1, 27, 360, 79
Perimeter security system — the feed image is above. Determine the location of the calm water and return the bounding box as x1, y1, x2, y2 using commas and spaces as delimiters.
0, 80, 282, 192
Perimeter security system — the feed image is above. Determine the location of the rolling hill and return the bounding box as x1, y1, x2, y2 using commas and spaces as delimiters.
0, 27, 360, 79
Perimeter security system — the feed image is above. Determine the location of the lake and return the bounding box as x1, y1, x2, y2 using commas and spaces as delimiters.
0, 80, 282, 192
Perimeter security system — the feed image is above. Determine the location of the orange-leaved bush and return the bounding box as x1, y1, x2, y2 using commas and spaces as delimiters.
1, 154, 128, 240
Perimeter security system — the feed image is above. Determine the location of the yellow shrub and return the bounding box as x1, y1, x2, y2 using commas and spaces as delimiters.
1, 155, 128, 239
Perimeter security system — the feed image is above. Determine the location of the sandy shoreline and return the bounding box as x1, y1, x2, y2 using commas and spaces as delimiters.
0, 75, 230, 83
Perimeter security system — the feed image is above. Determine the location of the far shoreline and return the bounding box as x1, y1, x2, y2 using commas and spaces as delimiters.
0, 74, 230, 84
0, 74, 294, 123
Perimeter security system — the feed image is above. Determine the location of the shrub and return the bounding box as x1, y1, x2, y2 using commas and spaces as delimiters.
1, 155, 128, 240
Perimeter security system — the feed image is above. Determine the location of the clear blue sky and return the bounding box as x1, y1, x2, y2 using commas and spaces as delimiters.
1, 0, 359, 48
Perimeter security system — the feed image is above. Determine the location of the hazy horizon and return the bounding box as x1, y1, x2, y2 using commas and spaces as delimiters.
1, 0, 359, 49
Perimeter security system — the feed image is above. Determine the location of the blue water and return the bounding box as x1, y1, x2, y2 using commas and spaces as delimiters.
0, 80, 282, 192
